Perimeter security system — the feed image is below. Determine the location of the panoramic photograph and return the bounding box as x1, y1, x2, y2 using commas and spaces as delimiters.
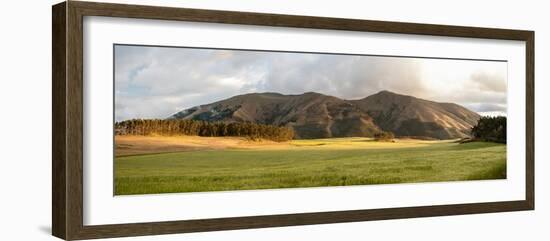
113, 44, 507, 195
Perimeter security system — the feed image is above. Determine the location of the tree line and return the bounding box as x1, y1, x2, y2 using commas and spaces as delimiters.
115, 119, 295, 142
471, 116, 506, 143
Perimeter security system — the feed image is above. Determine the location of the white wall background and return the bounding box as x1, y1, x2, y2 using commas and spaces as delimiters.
0, 0, 547, 240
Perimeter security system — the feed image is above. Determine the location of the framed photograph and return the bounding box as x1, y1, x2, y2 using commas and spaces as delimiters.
52, 1, 534, 240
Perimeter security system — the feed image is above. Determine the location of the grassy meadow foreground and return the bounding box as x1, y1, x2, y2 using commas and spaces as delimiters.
114, 135, 506, 195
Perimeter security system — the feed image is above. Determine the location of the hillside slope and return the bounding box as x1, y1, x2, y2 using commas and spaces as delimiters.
169, 90, 480, 139
352, 91, 480, 139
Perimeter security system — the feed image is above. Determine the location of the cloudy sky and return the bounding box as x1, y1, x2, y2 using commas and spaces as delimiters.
115, 45, 507, 121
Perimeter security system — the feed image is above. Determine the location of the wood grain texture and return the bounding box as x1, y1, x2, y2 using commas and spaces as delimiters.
71, 1, 533, 40
66, 2, 85, 240
74, 201, 531, 240
51, 1, 535, 240
525, 32, 535, 209
52, 2, 67, 239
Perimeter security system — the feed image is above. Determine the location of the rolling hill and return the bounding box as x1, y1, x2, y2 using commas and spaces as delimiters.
169, 90, 480, 139
352, 91, 480, 139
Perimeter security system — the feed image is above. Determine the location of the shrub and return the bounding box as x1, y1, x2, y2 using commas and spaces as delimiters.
374, 131, 395, 142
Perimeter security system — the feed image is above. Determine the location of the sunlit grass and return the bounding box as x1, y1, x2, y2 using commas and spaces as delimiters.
114, 138, 506, 195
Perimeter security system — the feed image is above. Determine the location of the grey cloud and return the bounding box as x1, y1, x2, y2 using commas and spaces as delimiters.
255, 54, 426, 100
115, 45, 507, 121
442, 90, 506, 105
464, 103, 507, 113
425, 67, 507, 114
469, 71, 507, 93
339, 57, 426, 99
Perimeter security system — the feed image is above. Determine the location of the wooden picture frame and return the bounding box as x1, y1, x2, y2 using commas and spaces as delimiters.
52, 1, 534, 240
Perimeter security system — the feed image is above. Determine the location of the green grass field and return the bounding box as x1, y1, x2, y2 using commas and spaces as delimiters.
114, 137, 506, 195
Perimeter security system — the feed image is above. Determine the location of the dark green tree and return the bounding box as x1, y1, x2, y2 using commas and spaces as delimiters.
471, 116, 506, 143
115, 119, 295, 142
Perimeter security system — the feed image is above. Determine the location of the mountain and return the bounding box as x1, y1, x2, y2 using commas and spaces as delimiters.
169, 90, 480, 139
351, 91, 480, 139
170, 92, 381, 139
